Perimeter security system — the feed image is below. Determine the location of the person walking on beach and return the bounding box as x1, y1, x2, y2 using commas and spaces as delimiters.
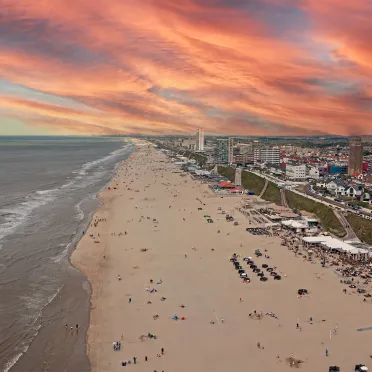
129, 297, 132, 303
145, 356, 148, 362
133, 357, 137, 364
325, 349, 328, 357
161, 347, 164, 355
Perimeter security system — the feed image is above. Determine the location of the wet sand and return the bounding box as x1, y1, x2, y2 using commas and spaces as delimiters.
72, 141, 372, 372
11, 264, 91, 372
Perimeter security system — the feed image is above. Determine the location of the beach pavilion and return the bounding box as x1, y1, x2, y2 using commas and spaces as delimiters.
281, 219, 308, 233
302, 236, 369, 261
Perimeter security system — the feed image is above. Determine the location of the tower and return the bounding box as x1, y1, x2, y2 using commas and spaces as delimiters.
348, 136, 363, 176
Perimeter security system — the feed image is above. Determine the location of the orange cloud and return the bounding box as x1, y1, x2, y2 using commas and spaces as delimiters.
0, 0, 371, 135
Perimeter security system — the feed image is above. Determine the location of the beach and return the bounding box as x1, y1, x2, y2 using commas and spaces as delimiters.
72, 140, 372, 372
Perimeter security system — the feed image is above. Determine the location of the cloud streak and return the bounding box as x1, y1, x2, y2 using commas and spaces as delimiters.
0, 0, 371, 135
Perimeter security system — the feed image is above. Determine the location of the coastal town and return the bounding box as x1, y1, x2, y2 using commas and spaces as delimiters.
72, 139, 372, 372
153, 132, 372, 245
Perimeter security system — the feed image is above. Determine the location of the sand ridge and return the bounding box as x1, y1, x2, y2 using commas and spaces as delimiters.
72, 141, 372, 372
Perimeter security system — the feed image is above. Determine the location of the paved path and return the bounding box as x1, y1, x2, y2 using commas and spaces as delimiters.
334, 209, 358, 241
259, 179, 269, 198
281, 189, 288, 208
235, 168, 242, 186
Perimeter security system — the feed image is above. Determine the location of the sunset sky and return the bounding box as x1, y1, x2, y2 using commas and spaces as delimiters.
1, 0, 372, 136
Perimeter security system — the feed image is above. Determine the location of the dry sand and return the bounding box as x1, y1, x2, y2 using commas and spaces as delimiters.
72, 141, 372, 372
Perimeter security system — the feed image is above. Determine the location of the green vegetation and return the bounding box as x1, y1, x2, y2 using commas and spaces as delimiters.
182, 150, 208, 167
346, 214, 372, 244
285, 190, 346, 238
241, 171, 265, 195
217, 166, 235, 182
262, 181, 282, 205
348, 201, 371, 209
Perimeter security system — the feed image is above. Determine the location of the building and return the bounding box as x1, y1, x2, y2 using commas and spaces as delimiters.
348, 136, 363, 176
180, 138, 196, 150
254, 146, 280, 165
216, 139, 229, 164
308, 166, 320, 179
328, 164, 348, 175
286, 163, 307, 180
228, 137, 234, 164
238, 143, 253, 154
233, 153, 254, 164
196, 129, 204, 152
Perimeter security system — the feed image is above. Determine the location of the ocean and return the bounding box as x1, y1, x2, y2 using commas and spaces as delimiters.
0, 136, 134, 372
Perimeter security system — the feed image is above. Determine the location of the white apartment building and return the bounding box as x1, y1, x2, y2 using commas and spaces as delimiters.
308, 166, 320, 179
286, 163, 307, 180
196, 129, 204, 151
254, 146, 280, 165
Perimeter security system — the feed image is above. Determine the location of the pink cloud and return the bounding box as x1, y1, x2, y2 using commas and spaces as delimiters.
0, 0, 371, 135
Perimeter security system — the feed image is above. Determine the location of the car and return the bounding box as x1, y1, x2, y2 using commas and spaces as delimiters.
270, 272, 277, 276
355, 364, 368, 372
260, 277, 268, 282
364, 294, 371, 298
349, 284, 356, 289
250, 264, 256, 269
298, 289, 308, 295
238, 269, 245, 274
253, 268, 261, 273
357, 288, 366, 293
262, 264, 268, 268
329, 366, 340, 372
267, 268, 273, 272
274, 275, 281, 280
257, 272, 264, 277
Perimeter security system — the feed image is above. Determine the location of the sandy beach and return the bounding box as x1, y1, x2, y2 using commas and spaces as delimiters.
72, 140, 372, 372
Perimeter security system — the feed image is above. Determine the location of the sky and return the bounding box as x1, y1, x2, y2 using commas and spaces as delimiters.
0, 0, 372, 136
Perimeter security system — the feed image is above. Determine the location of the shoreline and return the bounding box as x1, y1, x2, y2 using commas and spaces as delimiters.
70, 144, 139, 371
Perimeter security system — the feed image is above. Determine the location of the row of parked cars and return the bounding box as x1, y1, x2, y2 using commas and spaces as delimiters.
230, 254, 283, 282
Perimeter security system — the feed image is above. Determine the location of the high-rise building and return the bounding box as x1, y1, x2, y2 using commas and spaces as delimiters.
196, 129, 204, 151
348, 136, 363, 175
254, 146, 280, 165
216, 139, 228, 164
228, 137, 234, 164
238, 143, 253, 154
